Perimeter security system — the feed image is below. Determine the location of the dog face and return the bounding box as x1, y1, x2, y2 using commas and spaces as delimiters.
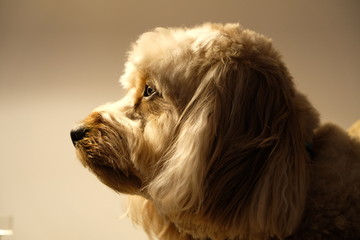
71, 23, 319, 239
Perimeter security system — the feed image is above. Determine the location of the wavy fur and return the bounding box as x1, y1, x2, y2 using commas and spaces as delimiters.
72, 23, 360, 240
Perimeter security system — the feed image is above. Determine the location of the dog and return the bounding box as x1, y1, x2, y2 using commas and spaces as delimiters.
71, 23, 360, 240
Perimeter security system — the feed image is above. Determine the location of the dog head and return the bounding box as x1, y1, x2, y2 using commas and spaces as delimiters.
71, 23, 319, 239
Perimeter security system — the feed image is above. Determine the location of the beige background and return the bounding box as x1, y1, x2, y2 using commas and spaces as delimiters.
0, 0, 359, 239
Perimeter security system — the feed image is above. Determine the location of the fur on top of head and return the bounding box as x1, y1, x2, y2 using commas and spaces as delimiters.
74, 23, 320, 239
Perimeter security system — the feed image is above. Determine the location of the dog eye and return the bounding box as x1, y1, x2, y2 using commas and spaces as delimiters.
143, 85, 156, 97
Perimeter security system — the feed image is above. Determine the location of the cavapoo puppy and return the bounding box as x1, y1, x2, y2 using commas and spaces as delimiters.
71, 23, 360, 240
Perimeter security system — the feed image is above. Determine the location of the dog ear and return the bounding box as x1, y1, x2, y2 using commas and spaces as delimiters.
147, 63, 222, 217
202, 60, 319, 238
150, 57, 319, 238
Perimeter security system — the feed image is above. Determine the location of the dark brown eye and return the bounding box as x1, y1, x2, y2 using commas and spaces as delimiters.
144, 85, 156, 97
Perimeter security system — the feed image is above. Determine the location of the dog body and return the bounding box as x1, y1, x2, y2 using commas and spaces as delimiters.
71, 23, 360, 240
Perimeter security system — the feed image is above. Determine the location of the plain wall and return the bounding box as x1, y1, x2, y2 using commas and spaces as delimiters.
1, 0, 359, 239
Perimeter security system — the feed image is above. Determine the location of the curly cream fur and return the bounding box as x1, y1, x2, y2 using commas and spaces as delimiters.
72, 23, 360, 240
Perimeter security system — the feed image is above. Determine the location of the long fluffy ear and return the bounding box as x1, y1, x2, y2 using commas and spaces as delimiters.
202, 60, 319, 239
147, 64, 221, 216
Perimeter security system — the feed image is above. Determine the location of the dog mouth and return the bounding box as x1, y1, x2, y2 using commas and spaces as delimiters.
70, 125, 143, 194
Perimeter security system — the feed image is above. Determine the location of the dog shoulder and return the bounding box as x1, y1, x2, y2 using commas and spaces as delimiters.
348, 119, 360, 140
294, 123, 360, 239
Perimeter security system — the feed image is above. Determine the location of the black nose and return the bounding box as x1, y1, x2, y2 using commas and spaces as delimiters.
70, 124, 89, 146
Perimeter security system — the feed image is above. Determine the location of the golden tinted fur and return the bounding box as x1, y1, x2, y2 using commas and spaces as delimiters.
71, 23, 360, 239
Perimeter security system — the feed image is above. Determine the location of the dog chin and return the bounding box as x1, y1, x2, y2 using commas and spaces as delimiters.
76, 143, 143, 194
